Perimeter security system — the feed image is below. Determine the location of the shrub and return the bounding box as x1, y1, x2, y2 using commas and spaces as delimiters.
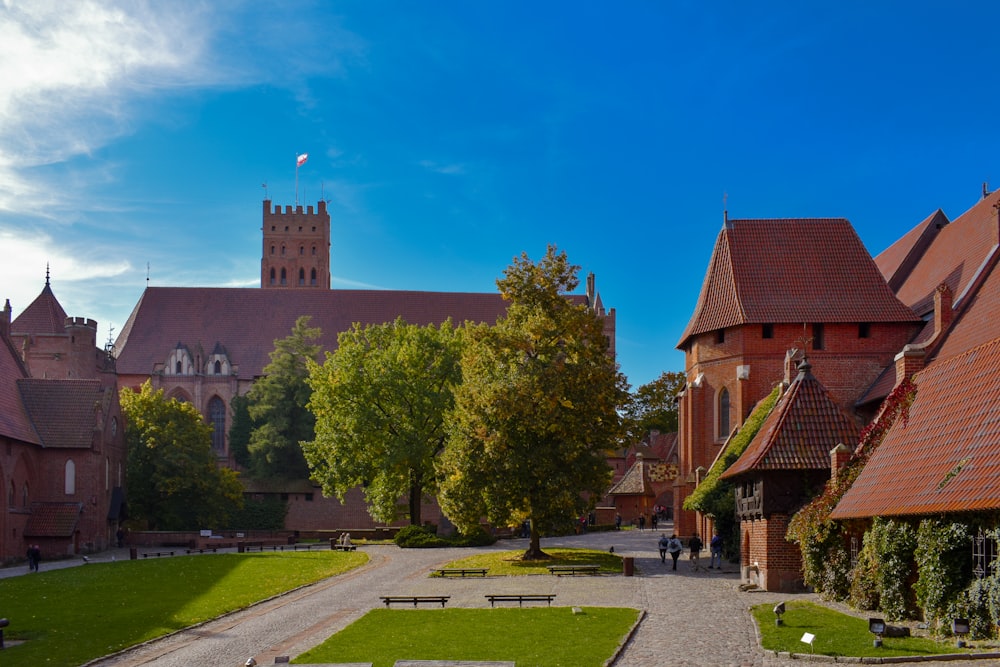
393, 524, 496, 548
854, 517, 916, 619
914, 518, 972, 634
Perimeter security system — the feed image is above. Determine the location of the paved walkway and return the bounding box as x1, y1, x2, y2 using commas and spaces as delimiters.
2, 527, 998, 666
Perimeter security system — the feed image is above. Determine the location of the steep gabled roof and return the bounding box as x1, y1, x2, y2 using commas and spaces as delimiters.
607, 454, 657, 496
889, 189, 1000, 317
11, 278, 68, 335
832, 336, 1000, 519
876, 209, 949, 292
722, 361, 859, 478
116, 287, 584, 381
678, 219, 918, 348
933, 240, 1000, 363
0, 331, 39, 444
17, 379, 103, 448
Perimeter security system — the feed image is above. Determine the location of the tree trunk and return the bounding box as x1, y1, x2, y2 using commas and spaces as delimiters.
522, 518, 549, 560
408, 481, 422, 526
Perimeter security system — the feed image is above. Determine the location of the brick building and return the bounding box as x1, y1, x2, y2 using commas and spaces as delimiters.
114, 199, 616, 531
674, 217, 921, 543
679, 188, 1000, 592
0, 275, 127, 562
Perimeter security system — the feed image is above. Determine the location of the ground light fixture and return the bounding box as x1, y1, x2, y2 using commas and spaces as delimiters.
869, 618, 886, 648
952, 618, 970, 648
773, 602, 786, 626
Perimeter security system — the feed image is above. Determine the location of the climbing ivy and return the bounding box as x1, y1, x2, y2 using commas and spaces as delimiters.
914, 518, 973, 634
787, 377, 916, 598
849, 517, 916, 619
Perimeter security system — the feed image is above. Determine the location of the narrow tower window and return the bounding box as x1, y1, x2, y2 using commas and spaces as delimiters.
718, 387, 731, 440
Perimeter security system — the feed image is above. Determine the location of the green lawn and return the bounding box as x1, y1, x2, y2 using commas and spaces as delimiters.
0, 550, 367, 667
752, 600, 976, 658
435, 547, 622, 575
294, 607, 640, 666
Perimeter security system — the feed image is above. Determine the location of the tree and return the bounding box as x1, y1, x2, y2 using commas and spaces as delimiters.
121, 381, 244, 530
304, 318, 464, 525
438, 245, 629, 559
623, 370, 686, 443
245, 316, 322, 480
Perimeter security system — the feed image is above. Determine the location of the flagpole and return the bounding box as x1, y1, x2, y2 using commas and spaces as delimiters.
295, 154, 299, 206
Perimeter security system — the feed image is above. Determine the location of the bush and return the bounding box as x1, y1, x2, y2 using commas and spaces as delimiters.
393, 524, 496, 548
914, 518, 972, 634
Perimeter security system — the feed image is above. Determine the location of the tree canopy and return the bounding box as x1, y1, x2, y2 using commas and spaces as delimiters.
304, 318, 464, 525
121, 381, 243, 530
245, 315, 322, 480
438, 245, 628, 558
624, 370, 686, 442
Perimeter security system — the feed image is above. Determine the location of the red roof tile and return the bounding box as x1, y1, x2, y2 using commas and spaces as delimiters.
722, 361, 860, 478
875, 209, 948, 292
679, 219, 918, 347
18, 379, 103, 448
890, 190, 1000, 317
934, 253, 1000, 362
24, 502, 83, 537
831, 336, 1000, 519
11, 281, 68, 335
116, 287, 577, 380
0, 334, 39, 445
607, 455, 657, 496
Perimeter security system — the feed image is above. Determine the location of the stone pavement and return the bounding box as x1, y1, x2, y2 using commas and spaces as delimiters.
2, 528, 999, 666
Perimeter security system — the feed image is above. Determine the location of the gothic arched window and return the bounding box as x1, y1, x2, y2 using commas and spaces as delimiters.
269, 268, 276, 285
718, 387, 731, 440
310, 268, 317, 285
298, 268, 305, 285
209, 396, 226, 453
65, 461, 76, 495
280, 268, 287, 285
214, 360, 222, 374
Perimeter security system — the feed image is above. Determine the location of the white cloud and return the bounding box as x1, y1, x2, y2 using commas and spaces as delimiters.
418, 160, 466, 175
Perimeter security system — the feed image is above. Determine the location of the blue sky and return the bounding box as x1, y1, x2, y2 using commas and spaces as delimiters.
2, 1, 999, 389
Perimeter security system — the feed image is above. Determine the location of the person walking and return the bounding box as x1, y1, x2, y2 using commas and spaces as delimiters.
658, 533, 670, 563
709, 531, 724, 569
688, 532, 703, 571
615, 513, 622, 531
666, 534, 683, 570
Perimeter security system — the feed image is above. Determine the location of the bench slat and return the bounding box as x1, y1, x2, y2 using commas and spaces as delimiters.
485, 594, 556, 607
380, 596, 450, 607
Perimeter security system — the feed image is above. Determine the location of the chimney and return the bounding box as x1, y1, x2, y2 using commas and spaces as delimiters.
0, 299, 10, 339
933, 284, 953, 337
830, 443, 852, 484
894, 345, 925, 388
783, 348, 804, 384
586, 273, 595, 307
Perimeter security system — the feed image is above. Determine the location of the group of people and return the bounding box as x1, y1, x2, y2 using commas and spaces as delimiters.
657, 531, 724, 571
26, 544, 41, 572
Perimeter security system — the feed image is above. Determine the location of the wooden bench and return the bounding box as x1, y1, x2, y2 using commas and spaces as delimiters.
547, 564, 600, 576
141, 551, 175, 558
485, 594, 556, 607
332, 544, 357, 551
432, 568, 487, 577
380, 595, 450, 608
185, 547, 218, 554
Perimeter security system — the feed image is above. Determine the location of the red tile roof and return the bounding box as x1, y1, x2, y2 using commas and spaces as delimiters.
24, 502, 83, 537
18, 379, 103, 448
116, 287, 578, 380
607, 454, 657, 496
934, 250, 1000, 362
875, 209, 948, 292
831, 336, 1000, 519
888, 190, 1000, 317
722, 361, 860, 478
0, 334, 39, 445
11, 281, 68, 335
679, 219, 918, 347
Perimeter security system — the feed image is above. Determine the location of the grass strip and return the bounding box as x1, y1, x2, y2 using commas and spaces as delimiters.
294, 606, 639, 666
0, 550, 366, 667
752, 600, 974, 658
434, 547, 622, 575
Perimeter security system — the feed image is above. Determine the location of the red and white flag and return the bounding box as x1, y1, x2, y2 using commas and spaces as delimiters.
296, 153, 308, 167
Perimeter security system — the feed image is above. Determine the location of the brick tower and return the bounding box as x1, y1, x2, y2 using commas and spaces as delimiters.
260, 199, 331, 289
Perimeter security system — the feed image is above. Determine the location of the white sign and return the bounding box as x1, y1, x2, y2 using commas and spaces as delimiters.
801, 632, 815, 646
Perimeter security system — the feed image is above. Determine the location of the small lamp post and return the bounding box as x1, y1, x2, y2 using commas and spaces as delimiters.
869, 618, 886, 648
773, 602, 786, 626
952, 618, 970, 648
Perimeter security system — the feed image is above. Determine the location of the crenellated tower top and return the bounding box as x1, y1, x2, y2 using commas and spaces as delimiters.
260, 199, 331, 289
